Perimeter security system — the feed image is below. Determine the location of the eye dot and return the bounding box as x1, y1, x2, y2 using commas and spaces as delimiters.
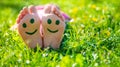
30, 18, 34, 24
22, 23, 27, 28
47, 19, 52, 24
56, 20, 60, 25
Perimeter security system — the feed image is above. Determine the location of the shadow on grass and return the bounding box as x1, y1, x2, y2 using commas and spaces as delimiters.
32, 22, 80, 56
56, 22, 83, 56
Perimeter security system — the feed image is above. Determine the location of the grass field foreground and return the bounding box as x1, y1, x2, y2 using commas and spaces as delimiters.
0, 0, 120, 67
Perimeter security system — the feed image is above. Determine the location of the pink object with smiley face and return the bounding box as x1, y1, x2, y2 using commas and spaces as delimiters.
16, 4, 70, 49
41, 14, 65, 49
17, 7, 43, 48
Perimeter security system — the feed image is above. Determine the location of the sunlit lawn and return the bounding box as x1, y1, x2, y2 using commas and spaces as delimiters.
0, 0, 120, 67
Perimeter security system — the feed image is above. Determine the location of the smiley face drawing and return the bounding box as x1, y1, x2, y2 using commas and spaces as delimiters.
16, 5, 70, 49
47, 18, 59, 33
18, 13, 43, 48
23, 18, 37, 35
42, 14, 65, 49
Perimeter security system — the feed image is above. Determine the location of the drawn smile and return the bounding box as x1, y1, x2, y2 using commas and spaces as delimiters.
26, 29, 37, 35
47, 28, 58, 33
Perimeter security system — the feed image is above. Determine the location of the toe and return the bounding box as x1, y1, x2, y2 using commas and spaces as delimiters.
20, 7, 28, 15
44, 4, 52, 13
16, 7, 29, 23
28, 5, 36, 14
52, 6, 64, 21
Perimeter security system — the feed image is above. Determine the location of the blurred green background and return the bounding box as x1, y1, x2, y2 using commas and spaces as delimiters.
0, 0, 120, 67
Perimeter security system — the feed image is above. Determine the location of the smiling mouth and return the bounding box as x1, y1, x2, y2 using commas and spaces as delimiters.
26, 29, 37, 35
47, 28, 58, 33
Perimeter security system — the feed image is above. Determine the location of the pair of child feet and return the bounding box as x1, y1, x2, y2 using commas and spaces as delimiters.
16, 4, 70, 49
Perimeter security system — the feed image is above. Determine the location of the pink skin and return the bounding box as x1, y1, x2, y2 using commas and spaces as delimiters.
17, 4, 70, 24
16, 4, 69, 49
43, 4, 64, 21
42, 14, 65, 49
41, 5, 65, 49
17, 6, 43, 48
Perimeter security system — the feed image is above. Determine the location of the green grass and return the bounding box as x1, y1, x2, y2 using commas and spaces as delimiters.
0, 0, 120, 67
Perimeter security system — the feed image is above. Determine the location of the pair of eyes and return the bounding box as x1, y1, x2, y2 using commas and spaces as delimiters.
47, 19, 60, 25
23, 18, 34, 28
22, 18, 60, 28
